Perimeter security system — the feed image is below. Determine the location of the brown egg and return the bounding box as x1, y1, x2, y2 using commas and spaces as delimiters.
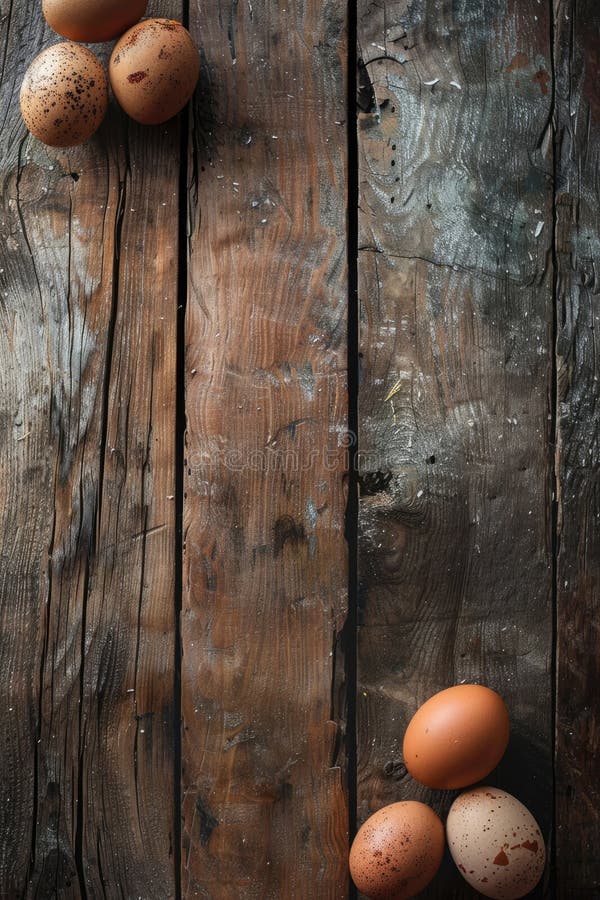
43, 0, 148, 43
447, 787, 546, 899
349, 801, 445, 899
403, 684, 510, 789
20, 43, 108, 147
109, 19, 200, 125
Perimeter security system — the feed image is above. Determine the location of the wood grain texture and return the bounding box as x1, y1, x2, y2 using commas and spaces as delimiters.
0, 1, 179, 896
0, 6, 54, 894
554, 0, 600, 893
181, 0, 349, 896
356, 1, 554, 896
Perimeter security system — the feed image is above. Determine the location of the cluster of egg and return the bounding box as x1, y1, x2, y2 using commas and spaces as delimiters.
350, 685, 545, 899
20, 0, 200, 147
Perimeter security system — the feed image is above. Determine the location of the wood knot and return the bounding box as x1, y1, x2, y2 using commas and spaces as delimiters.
359, 471, 393, 496
383, 760, 407, 780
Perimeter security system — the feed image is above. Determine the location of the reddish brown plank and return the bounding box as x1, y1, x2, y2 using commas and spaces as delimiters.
356, 1, 554, 896
0, 1, 179, 896
181, 0, 349, 895
555, 0, 600, 892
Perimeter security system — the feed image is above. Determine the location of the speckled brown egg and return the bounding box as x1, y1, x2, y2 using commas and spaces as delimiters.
43, 0, 148, 43
403, 684, 510, 789
447, 787, 546, 899
109, 19, 200, 125
20, 43, 108, 147
349, 801, 445, 899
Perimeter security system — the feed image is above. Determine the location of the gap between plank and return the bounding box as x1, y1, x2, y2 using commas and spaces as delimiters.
174, 0, 190, 893
548, 0, 559, 894
345, 1, 359, 896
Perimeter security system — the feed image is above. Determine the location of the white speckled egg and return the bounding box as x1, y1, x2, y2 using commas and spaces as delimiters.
20, 43, 108, 147
447, 787, 545, 899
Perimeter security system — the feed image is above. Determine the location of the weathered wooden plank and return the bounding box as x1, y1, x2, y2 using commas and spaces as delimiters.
555, 0, 600, 892
68, 115, 179, 898
0, 1, 179, 896
181, 0, 349, 896
356, 1, 554, 896
0, 5, 54, 894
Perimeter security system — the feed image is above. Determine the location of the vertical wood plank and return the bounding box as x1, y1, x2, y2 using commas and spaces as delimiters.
554, 0, 600, 891
182, 0, 349, 896
0, 6, 53, 894
0, 1, 179, 896
356, 1, 554, 895
70, 111, 179, 897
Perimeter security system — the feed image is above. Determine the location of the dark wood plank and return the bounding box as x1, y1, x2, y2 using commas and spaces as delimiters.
69, 115, 179, 899
0, 6, 53, 894
356, 1, 554, 896
181, 0, 349, 895
555, 0, 600, 892
0, 1, 179, 896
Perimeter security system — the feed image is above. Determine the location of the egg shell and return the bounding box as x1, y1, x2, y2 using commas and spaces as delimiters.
20, 43, 108, 148
349, 801, 445, 899
109, 19, 200, 125
402, 684, 510, 789
447, 786, 546, 899
43, 0, 148, 43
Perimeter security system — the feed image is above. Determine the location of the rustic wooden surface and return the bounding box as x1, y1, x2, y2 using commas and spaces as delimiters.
554, 0, 600, 894
0, 0, 598, 897
356, 0, 555, 896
